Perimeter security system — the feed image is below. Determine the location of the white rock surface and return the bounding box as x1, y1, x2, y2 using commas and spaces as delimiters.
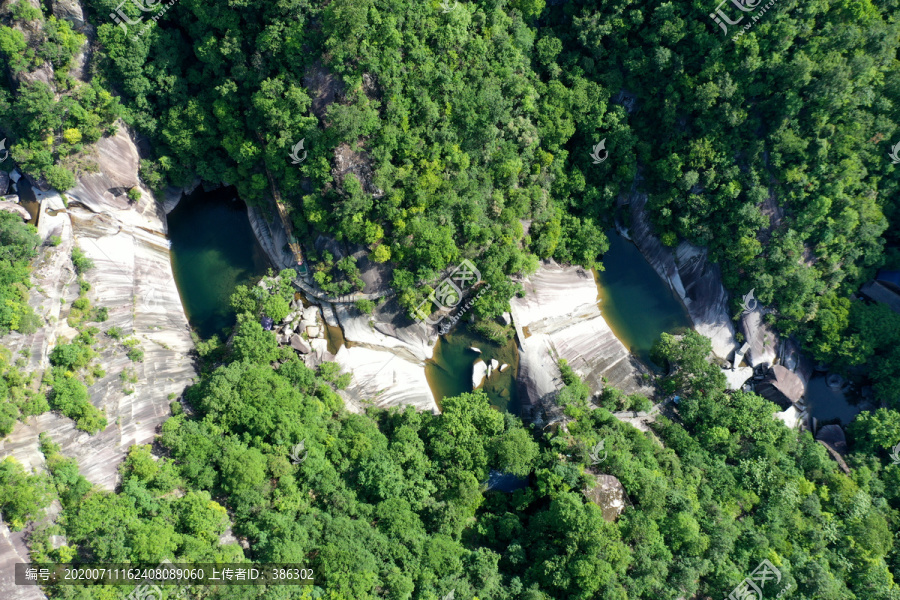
472, 360, 488, 389
334, 346, 437, 413
723, 366, 754, 391
741, 309, 777, 367
0, 127, 195, 600
510, 261, 654, 413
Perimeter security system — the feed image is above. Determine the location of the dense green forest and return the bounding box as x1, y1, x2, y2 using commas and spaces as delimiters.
1, 0, 900, 596
34, 0, 890, 401
9, 283, 900, 599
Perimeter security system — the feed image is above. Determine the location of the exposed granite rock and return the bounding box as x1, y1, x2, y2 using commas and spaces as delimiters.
51, 0, 87, 31
304, 60, 346, 123
0, 129, 195, 600
161, 178, 200, 215
775, 405, 802, 429
723, 366, 753, 390
333, 345, 437, 413
66, 125, 142, 211
247, 203, 295, 271
741, 308, 777, 367
329, 299, 436, 411
0, 519, 45, 600
290, 334, 311, 354
510, 261, 654, 419
473, 360, 487, 389
756, 365, 805, 409
816, 424, 850, 474
0, 200, 30, 220
620, 191, 736, 359
583, 473, 630, 522
333, 144, 383, 198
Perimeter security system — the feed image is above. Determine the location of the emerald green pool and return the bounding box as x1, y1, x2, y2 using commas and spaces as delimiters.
595, 231, 692, 367
425, 326, 520, 414
168, 186, 269, 339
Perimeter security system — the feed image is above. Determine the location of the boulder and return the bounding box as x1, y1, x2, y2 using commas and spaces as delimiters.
0, 201, 30, 220
290, 334, 311, 354
470, 346, 482, 354
52, 0, 87, 31
501, 312, 512, 326
499, 363, 509, 372
472, 360, 488, 389
741, 309, 777, 367
583, 474, 630, 522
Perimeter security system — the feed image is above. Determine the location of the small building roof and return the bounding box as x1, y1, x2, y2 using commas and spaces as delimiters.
815, 424, 847, 454
756, 365, 805, 408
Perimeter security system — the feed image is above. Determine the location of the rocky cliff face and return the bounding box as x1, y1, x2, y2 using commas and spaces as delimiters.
510, 261, 655, 421
0, 126, 196, 485
246, 208, 438, 412
0, 127, 196, 599
620, 189, 737, 361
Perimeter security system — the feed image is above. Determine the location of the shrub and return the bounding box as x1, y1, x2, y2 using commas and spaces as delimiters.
355, 299, 376, 314
70, 247, 93, 274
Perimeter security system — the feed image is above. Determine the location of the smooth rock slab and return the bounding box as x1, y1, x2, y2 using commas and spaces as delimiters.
510, 261, 654, 414
334, 346, 437, 413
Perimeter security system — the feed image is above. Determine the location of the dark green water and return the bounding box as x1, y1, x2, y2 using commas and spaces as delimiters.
425, 326, 520, 414
806, 375, 861, 425
595, 231, 692, 366
168, 186, 269, 338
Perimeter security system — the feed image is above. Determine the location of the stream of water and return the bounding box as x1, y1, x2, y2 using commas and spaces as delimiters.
169, 200, 862, 425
